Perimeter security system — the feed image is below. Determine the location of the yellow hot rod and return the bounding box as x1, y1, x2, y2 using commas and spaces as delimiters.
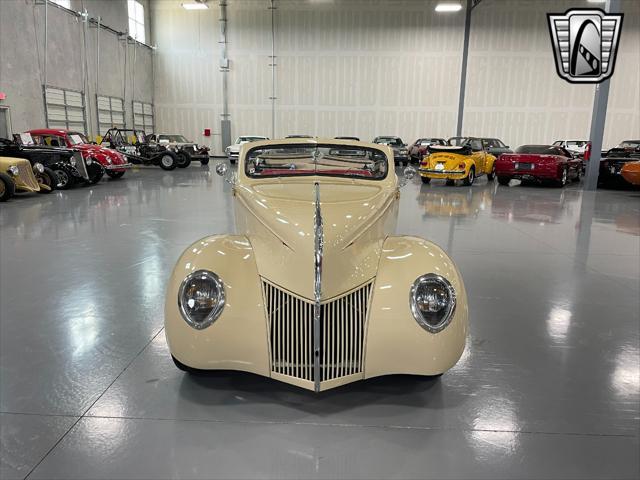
419, 137, 496, 186
0, 156, 51, 202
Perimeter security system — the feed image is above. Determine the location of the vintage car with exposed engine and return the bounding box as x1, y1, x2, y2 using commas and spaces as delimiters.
225, 136, 269, 164
408, 138, 447, 163
2, 135, 103, 189
164, 138, 468, 392
0, 156, 52, 201
148, 133, 211, 167
100, 128, 179, 170
419, 137, 496, 186
27, 129, 129, 181
373, 136, 410, 166
495, 145, 582, 187
598, 140, 640, 186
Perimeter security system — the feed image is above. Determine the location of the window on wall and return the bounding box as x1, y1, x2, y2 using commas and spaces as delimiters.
51, 0, 71, 8
128, 0, 145, 43
44, 86, 86, 134
97, 95, 125, 135
133, 101, 154, 134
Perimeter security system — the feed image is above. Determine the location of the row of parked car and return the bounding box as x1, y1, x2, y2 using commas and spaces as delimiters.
0, 128, 211, 202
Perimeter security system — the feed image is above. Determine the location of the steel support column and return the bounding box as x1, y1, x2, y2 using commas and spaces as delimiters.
219, 0, 231, 151
584, 0, 620, 191
455, 0, 474, 137
269, 0, 277, 139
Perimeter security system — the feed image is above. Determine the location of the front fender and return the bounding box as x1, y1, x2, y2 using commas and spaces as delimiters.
364, 236, 468, 378
164, 235, 270, 375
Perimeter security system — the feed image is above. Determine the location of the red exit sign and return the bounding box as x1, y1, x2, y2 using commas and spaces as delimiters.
0, 92, 6, 100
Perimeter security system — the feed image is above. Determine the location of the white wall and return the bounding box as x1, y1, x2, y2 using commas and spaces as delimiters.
152, 0, 639, 155
0, 0, 154, 137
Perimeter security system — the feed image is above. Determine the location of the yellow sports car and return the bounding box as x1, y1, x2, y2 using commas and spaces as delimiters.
419, 137, 496, 186
0, 156, 51, 201
164, 138, 468, 392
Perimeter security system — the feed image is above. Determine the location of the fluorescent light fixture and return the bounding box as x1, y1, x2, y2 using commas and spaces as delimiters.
586, 0, 606, 3
435, 2, 463, 12
182, 2, 209, 10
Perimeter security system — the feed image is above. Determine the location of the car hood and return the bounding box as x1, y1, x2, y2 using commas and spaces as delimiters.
235, 180, 397, 299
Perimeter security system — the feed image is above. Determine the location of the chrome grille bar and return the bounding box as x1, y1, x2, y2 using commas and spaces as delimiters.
313, 182, 323, 392
262, 279, 374, 385
17, 163, 40, 190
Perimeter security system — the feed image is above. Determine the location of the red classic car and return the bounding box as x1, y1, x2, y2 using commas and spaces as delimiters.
495, 145, 582, 187
27, 129, 132, 180
408, 137, 447, 163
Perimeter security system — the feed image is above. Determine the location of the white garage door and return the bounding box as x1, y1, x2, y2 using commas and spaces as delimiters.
97, 95, 125, 135
133, 101, 154, 134
44, 86, 87, 134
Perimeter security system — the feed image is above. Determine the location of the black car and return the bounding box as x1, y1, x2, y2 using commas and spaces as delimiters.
481, 138, 513, 159
372, 136, 410, 166
147, 134, 210, 167
0, 137, 103, 190
599, 140, 640, 186
100, 128, 179, 170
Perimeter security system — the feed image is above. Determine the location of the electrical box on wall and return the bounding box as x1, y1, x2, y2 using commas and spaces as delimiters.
203, 128, 211, 137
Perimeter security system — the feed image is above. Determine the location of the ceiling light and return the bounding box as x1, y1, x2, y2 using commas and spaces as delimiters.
182, 2, 208, 10
586, 0, 606, 3
435, 2, 463, 12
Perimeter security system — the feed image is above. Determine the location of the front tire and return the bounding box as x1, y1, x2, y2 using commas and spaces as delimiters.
445, 179, 456, 186
557, 167, 568, 187
487, 164, 496, 181
87, 164, 104, 184
159, 152, 178, 171
200, 157, 210, 165
463, 167, 475, 186
36, 167, 57, 193
53, 168, 73, 189
177, 151, 192, 168
229, 158, 236, 165
0, 172, 16, 202
106, 170, 125, 179
497, 176, 511, 186
421, 176, 431, 184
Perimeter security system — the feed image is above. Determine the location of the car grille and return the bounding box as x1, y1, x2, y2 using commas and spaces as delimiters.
17, 163, 40, 190
262, 279, 373, 383
74, 152, 89, 180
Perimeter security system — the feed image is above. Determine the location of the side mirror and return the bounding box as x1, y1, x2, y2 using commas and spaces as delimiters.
215, 162, 228, 177
399, 166, 416, 187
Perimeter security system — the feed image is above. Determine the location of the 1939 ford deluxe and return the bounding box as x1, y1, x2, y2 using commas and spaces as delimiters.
164, 138, 468, 392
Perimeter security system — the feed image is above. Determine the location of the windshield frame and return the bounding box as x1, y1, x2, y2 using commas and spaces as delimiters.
67, 132, 89, 145
243, 142, 390, 182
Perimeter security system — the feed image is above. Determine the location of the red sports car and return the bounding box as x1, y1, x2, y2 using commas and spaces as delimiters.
27, 129, 132, 180
408, 137, 447, 163
495, 145, 582, 187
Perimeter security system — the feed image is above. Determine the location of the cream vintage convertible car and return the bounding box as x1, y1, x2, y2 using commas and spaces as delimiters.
164, 138, 468, 392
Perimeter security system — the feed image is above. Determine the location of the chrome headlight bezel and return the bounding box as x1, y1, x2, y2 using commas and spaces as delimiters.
85, 157, 93, 166
33, 162, 45, 173
178, 270, 226, 330
8, 165, 19, 176
409, 274, 456, 333
70, 157, 77, 167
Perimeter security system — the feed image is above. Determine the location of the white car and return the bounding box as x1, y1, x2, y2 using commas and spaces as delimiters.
552, 140, 587, 157
225, 136, 269, 163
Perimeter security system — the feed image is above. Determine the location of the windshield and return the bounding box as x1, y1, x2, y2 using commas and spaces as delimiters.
68, 132, 89, 145
618, 141, 640, 148
375, 137, 401, 145
516, 145, 559, 155
245, 144, 388, 180
448, 137, 470, 146
160, 135, 189, 143
566, 141, 586, 147
419, 138, 443, 146
238, 136, 265, 143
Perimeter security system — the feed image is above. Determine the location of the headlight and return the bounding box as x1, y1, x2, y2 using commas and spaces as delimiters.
410, 274, 456, 333
8, 165, 19, 176
86, 157, 93, 165
34, 163, 45, 173
107, 157, 112, 164
178, 270, 225, 329
70, 157, 77, 167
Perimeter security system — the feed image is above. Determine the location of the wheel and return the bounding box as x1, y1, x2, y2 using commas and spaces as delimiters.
557, 167, 568, 187
36, 167, 57, 193
172, 355, 205, 374
573, 168, 582, 183
497, 176, 511, 186
106, 170, 125, 179
200, 157, 210, 165
421, 176, 431, 184
159, 152, 178, 170
53, 168, 73, 189
177, 151, 192, 168
487, 164, 496, 181
462, 167, 475, 186
445, 179, 456, 186
0, 172, 16, 202
87, 164, 104, 184
229, 158, 236, 165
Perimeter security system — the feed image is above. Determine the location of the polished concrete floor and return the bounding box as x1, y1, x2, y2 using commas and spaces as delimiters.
1, 165, 638, 479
